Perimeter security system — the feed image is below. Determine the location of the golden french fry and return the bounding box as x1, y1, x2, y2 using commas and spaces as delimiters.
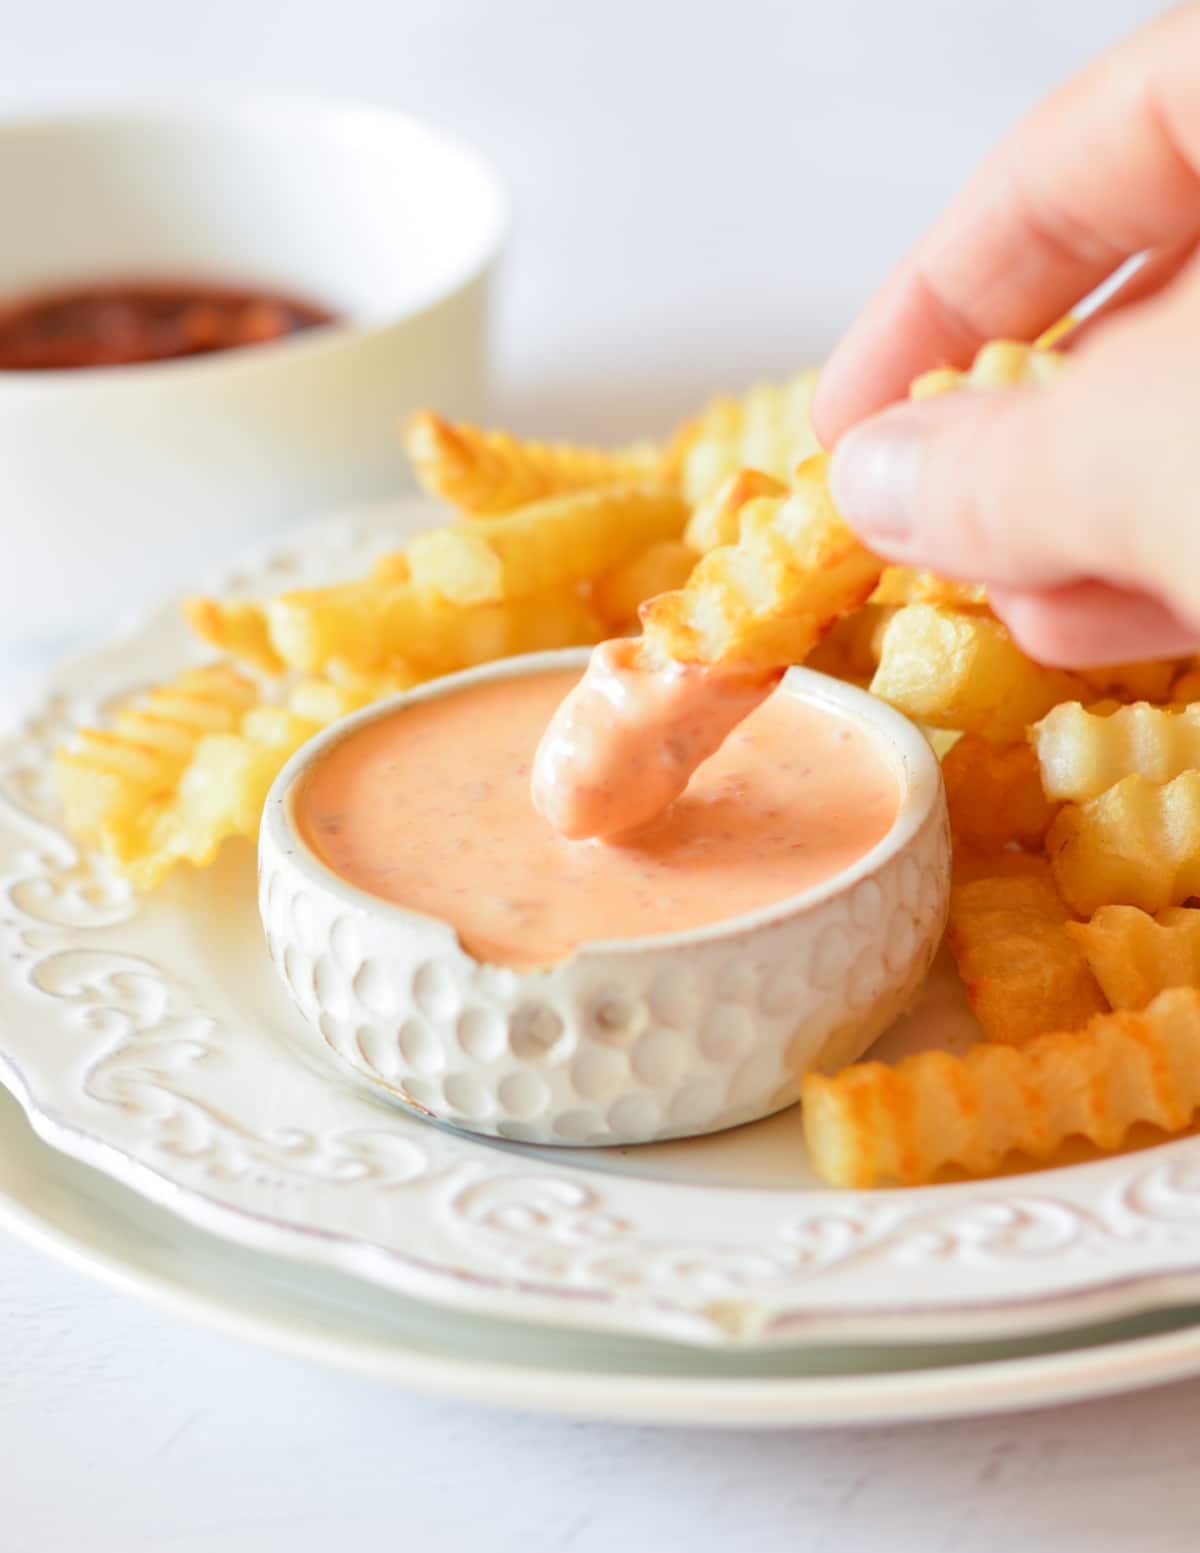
269, 580, 606, 676
870, 604, 1087, 740
403, 411, 666, 516
1032, 700, 1200, 803
54, 664, 260, 852
942, 734, 1060, 851
869, 568, 988, 610
639, 455, 883, 667
684, 468, 788, 553
680, 371, 821, 505
947, 852, 1106, 1044
1048, 771, 1200, 916
806, 604, 895, 684
801, 987, 1200, 1187
367, 552, 412, 585
1067, 906, 1200, 1011
1170, 665, 1200, 704
61, 666, 414, 891
909, 338, 1065, 400
620, 342, 1063, 674
407, 483, 688, 605
591, 540, 697, 630
183, 598, 285, 676
263, 583, 446, 673
1075, 661, 1182, 704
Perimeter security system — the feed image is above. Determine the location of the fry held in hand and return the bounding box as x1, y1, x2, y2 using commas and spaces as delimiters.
640, 454, 882, 667
404, 412, 668, 515
532, 454, 884, 839
802, 988, 1200, 1188
869, 567, 988, 610
684, 468, 789, 553
908, 338, 1066, 400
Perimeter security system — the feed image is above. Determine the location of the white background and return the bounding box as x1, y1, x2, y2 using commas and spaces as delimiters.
3, 2, 1197, 1550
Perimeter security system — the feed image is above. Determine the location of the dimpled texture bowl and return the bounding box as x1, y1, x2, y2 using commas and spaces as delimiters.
259, 650, 951, 1146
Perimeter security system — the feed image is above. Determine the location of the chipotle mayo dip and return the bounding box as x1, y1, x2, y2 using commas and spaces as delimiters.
296, 667, 900, 968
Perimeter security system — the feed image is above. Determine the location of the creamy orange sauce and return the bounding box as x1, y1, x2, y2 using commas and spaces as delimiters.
532, 638, 780, 840
297, 668, 899, 968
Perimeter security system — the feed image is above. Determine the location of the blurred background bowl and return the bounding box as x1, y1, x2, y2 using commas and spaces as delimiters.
0, 100, 505, 645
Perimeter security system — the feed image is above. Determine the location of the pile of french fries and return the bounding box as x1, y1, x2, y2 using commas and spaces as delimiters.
51, 343, 1200, 1189
52, 372, 817, 890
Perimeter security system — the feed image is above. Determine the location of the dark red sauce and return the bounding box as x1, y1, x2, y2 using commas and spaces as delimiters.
0, 280, 337, 370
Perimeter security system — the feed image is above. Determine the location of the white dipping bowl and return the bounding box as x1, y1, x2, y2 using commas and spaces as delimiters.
0, 102, 505, 641
259, 650, 951, 1147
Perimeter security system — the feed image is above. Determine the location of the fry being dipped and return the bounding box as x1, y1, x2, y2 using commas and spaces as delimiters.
533, 341, 1064, 842
531, 454, 884, 838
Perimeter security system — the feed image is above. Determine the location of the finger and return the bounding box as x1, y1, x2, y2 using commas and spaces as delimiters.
814, 6, 1200, 445
827, 280, 1200, 625
990, 582, 1200, 669
829, 391, 1078, 590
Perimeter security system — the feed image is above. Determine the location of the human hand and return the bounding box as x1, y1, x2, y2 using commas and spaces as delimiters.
814, 5, 1200, 668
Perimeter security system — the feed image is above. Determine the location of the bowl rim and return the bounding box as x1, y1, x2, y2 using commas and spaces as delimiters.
0, 95, 508, 388
261, 647, 946, 973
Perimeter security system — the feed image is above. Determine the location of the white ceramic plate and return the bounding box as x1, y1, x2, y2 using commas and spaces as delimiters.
8, 1077, 1200, 1428
7, 497, 1200, 1353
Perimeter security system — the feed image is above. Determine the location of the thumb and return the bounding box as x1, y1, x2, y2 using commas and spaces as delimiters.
827, 301, 1200, 631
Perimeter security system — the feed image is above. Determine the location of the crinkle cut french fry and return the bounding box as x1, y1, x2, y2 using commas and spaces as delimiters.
909, 339, 1065, 400
806, 604, 894, 684
1170, 665, 1200, 705
680, 371, 821, 505
263, 583, 446, 674
403, 411, 666, 516
184, 598, 286, 676
684, 468, 788, 553
407, 483, 688, 605
801, 988, 1200, 1187
1048, 771, 1200, 916
942, 734, 1059, 852
53, 664, 259, 851
870, 568, 988, 610
870, 604, 1087, 741
72, 670, 413, 891
1075, 660, 1182, 704
591, 541, 697, 630
947, 853, 1106, 1045
1068, 906, 1200, 1011
1032, 700, 1200, 803
267, 582, 605, 676
639, 454, 883, 667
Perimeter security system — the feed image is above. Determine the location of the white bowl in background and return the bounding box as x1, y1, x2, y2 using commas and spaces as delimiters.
259, 650, 951, 1148
0, 101, 506, 641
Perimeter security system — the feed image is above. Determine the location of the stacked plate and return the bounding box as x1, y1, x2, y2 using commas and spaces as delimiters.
5, 497, 1200, 1427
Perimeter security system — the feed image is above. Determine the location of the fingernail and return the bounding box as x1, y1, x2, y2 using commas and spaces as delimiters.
829, 413, 925, 545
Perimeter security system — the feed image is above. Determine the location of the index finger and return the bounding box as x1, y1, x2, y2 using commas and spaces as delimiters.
813, 5, 1200, 446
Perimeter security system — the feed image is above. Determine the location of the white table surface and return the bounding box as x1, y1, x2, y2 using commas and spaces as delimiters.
3, 2, 1198, 1548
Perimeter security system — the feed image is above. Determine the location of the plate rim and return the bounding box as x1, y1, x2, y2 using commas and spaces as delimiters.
4, 1081, 1200, 1429
9, 495, 1200, 1355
